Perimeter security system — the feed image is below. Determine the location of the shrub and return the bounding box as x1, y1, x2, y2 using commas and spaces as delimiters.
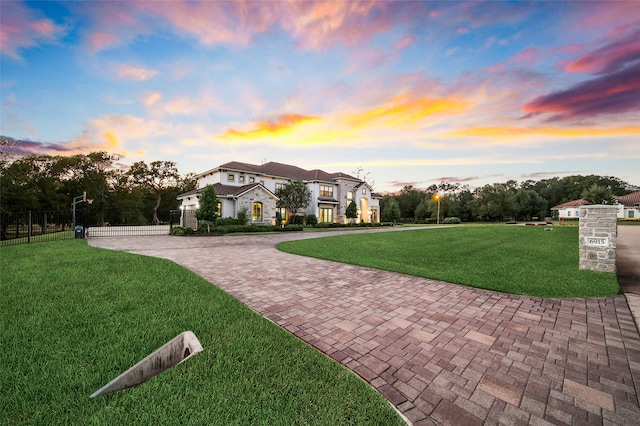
215, 217, 239, 226
172, 226, 194, 235
443, 217, 461, 224
305, 214, 318, 226
289, 215, 304, 225
197, 220, 217, 233
236, 207, 249, 225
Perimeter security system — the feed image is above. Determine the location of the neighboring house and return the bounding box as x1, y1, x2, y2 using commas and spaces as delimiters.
617, 191, 640, 219
551, 199, 586, 219
177, 161, 381, 227
551, 191, 640, 219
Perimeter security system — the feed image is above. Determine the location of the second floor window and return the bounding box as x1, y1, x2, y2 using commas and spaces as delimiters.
320, 185, 333, 197
228, 173, 235, 182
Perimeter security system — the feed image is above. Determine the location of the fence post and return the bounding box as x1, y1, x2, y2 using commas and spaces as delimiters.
28, 210, 32, 244
82, 208, 87, 238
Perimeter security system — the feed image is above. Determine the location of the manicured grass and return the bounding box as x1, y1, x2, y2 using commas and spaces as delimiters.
278, 226, 621, 298
0, 240, 404, 425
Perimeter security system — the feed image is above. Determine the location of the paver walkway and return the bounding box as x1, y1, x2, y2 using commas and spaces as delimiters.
90, 228, 640, 425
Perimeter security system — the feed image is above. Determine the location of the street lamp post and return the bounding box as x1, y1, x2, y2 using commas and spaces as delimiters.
433, 193, 441, 225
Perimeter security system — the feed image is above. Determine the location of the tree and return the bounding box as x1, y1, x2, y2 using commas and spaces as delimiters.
581, 184, 616, 205
345, 200, 358, 223
397, 185, 424, 219
386, 200, 401, 223
128, 161, 180, 225
515, 189, 547, 220
275, 180, 311, 220
195, 185, 219, 222
471, 183, 518, 221
414, 196, 432, 221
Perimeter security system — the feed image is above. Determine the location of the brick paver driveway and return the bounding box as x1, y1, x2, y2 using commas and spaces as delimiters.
90, 228, 640, 425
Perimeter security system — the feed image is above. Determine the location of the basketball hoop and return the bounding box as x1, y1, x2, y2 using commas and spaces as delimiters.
86, 198, 94, 205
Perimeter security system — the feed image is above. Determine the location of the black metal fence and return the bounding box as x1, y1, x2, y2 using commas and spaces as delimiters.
1, 209, 179, 247
1, 209, 84, 247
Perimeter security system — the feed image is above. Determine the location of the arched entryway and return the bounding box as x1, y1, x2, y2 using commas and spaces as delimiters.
359, 198, 369, 223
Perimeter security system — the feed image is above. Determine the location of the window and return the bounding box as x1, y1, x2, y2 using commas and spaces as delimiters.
228, 173, 235, 182
319, 208, 333, 223
630, 211, 635, 218
239, 175, 245, 183
217, 202, 222, 216
249, 177, 255, 183
347, 191, 353, 202
320, 185, 333, 197
276, 207, 287, 223
568, 211, 571, 217
252, 202, 263, 222
362, 188, 366, 195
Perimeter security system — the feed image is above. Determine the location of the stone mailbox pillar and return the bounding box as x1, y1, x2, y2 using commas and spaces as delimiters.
579, 205, 617, 273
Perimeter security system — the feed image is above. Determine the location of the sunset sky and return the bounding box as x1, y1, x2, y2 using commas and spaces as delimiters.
1, 0, 639, 192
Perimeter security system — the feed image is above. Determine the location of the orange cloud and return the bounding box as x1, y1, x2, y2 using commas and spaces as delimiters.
218, 93, 470, 145
345, 94, 470, 128
221, 114, 321, 140
448, 125, 640, 140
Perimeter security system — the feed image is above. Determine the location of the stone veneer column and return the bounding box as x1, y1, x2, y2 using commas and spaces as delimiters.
579, 205, 617, 273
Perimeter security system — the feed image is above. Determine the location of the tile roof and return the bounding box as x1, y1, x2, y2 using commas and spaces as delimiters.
616, 191, 640, 207
177, 183, 275, 199
551, 192, 640, 209
216, 161, 359, 182
551, 199, 586, 210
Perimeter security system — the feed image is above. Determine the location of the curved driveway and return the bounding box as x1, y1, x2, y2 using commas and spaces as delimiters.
90, 228, 640, 425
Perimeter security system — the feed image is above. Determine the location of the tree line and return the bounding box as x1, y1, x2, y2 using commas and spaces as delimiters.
0, 144, 633, 226
0, 151, 196, 226
379, 176, 632, 223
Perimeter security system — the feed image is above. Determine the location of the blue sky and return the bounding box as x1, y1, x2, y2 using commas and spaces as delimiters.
2, 0, 639, 192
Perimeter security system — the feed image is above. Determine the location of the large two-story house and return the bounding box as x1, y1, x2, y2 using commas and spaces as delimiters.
177, 161, 381, 227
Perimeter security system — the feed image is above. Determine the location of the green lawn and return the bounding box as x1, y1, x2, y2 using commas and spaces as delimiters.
278, 226, 620, 298
0, 240, 404, 425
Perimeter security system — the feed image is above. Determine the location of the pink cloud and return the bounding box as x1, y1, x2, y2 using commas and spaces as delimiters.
117, 64, 158, 81
570, 1, 640, 30
0, 1, 67, 60
564, 29, 640, 75
511, 48, 541, 65
396, 37, 413, 50
487, 63, 505, 73
89, 32, 120, 52
77, 1, 404, 53
522, 63, 640, 121
487, 47, 541, 73
345, 49, 391, 74
456, 28, 469, 35
430, 176, 479, 183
